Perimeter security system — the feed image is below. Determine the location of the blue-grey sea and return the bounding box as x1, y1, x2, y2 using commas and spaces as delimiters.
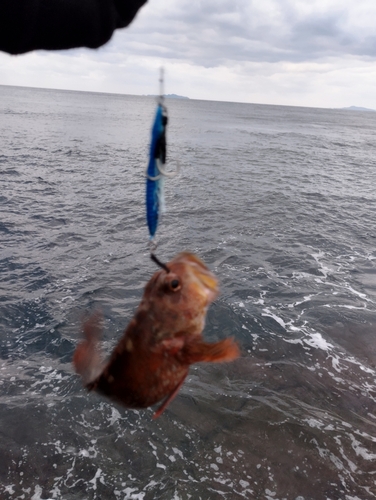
1, 84, 376, 500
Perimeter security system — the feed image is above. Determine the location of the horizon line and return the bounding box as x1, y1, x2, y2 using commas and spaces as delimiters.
0, 83, 371, 112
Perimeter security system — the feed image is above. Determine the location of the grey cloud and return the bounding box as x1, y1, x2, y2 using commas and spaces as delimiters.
287, 9, 357, 61
104, 0, 376, 67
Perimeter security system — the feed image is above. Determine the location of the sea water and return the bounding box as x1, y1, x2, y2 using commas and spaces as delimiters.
1, 85, 376, 499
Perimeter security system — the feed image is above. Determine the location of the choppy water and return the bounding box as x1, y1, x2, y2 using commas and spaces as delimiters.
1, 84, 376, 499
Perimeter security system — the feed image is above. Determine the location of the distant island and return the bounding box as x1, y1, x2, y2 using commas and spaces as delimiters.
165, 94, 189, 99
342, 106, 376, 112
145, 94, 189, 100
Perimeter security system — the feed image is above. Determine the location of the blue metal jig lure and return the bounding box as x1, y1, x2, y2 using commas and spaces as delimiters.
146, 101, 168, 240
145, 69, 178, 246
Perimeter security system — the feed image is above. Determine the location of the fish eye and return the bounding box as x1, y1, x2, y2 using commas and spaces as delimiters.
169, 278, 181, 292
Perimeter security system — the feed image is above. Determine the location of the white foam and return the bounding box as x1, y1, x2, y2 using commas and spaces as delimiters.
345, 285, 370, 302
4, 485, 15, 495
303, 333, 333, 351
172, 447, 184, 459
311, 250, 333, 278
88, 468, 104, 491
78, 443, 98, 459
121, 487, 146, 500
239, 480, 250, 488
31, 485, 53, 500
283, 338, 303, 345
293, 295, 313, 307
305, 418, 324, 429
108, 407, 122, 426
336, 305, 368, 310
262, 308, 286, 329
350, 435, 376, 460
265, 488, 277, 498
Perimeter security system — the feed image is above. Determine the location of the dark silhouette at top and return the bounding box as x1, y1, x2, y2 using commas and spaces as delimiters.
1, 0, 147, 55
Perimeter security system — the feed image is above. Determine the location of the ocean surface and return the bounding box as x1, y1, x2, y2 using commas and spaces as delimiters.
1, 84, 376, 500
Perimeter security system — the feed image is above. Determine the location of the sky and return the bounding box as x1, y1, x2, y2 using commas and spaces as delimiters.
1, 0, 376, 108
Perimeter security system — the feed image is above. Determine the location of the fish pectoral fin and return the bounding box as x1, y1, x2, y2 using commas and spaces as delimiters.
182, 337, 240, 364
73, 311, 105, 385
153, 373, 187, 419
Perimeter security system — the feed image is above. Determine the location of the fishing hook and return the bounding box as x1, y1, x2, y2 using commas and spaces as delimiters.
149, 238, 170, 273
145, 158, 180, 181
150, 252, 170, 273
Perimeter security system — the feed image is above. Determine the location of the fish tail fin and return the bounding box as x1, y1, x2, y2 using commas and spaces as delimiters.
183, 338, 240, 364
73, 311, 104, 385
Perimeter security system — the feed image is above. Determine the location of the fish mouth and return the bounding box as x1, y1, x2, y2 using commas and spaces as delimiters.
174, 252, 219, 303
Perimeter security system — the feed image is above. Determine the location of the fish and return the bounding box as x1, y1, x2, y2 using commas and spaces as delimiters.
73, 252, 240, 418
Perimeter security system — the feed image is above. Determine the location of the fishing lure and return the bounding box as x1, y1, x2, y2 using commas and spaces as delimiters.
145, 69, 178, 245
145, 100, 168, 240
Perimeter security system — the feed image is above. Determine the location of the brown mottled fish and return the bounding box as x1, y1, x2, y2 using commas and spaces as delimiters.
73, 252, 240, 418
